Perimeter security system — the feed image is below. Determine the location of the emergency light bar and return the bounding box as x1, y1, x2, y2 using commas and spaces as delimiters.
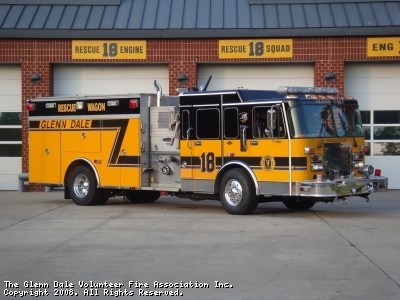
277, 86, 339, 95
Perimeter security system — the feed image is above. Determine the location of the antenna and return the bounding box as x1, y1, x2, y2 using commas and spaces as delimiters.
203, 76, 212, 91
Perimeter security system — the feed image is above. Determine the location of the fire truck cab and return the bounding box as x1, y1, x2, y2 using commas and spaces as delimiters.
27, 83, 388, 214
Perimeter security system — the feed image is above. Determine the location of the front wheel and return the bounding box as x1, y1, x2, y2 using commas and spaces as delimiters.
219, 169, 258, 215
68, 165, 102, 206
282, 197, 316, 211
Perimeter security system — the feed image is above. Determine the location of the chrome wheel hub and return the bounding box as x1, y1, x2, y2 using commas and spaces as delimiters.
224, 179, 243, 206
73, 174, 89, 198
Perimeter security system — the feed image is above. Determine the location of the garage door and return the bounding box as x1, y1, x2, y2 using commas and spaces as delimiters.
54, 64, 169, 96
345, 63, 400, 189
198, 64, 314, 91
0, 65, 21, 190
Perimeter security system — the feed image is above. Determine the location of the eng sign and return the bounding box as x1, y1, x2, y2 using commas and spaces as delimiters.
367, 37, 400, 57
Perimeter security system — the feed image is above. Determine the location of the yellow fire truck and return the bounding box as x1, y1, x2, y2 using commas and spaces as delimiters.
27, 82, 388, 214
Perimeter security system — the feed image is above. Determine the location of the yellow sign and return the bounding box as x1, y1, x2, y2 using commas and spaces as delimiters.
72, 40, 146, 59
367, 37, 400, 57
219, 39, 293, 59
39, 119, 92, 129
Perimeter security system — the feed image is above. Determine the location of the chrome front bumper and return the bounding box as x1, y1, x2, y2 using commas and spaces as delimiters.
296, 176, 388, 198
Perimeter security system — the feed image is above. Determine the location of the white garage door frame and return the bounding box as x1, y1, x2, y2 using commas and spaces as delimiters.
197, 63, 314, 91
345, 62, 400, 189
54, 63, 169, 96
0, 64, 22, 190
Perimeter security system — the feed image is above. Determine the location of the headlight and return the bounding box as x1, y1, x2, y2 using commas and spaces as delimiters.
359, 164, 374, 176
353, 153, 364, 160
352, 161, 364, 168
311, 163, 323, 171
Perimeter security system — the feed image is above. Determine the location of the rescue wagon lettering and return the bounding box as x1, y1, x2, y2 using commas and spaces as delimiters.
58, 103, 76, 113
87, 102, 106, 112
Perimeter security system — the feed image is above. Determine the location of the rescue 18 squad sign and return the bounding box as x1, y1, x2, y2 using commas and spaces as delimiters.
219, 39, 293, 59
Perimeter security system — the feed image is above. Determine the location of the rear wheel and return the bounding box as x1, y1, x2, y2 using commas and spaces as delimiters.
68, 165, 102, 206
219, 169, 258, 215
125, 190, 160, 203
282, 197, 316, 211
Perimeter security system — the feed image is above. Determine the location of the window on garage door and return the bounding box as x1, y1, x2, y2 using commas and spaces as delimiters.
361, 110, 400, 156
0, 112, 22, 157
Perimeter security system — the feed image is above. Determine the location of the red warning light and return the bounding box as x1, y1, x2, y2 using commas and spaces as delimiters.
27, 103, 36, 111
129, 99, 139, 109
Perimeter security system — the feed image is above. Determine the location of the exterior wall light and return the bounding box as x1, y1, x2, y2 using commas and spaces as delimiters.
30, 73, 42, 84
177, 73, 188, 84
325, 72, 336, 82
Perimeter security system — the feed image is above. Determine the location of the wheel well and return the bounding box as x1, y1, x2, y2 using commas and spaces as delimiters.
64, 159, 98, 187
215, 163, 259, 195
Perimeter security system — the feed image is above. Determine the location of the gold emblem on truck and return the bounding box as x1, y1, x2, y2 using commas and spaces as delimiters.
261, 155, 275, 171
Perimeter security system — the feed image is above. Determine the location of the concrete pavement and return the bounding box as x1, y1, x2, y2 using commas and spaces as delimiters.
0, 190, 399, 300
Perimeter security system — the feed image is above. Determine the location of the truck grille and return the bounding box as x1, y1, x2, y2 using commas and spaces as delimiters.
324, 143, 352, 180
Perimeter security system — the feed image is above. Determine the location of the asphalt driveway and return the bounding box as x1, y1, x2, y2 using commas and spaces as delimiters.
0, 190, 399, 300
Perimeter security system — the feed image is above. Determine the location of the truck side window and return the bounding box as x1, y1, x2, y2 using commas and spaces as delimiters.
253, 106, 286, 138
181, 110, 190, 139
196, 108, 220, 139
224, 108, 239, 139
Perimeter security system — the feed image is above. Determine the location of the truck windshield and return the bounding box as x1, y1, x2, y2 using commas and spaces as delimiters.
288, 103, 364, 138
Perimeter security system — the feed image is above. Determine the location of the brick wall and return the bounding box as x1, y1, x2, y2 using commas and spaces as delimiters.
0, 37, 397, 191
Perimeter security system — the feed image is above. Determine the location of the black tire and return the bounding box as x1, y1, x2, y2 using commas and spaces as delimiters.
219, 168, 258, 215
282, 197, 316, 211
125, 190, 160, 203
68, 165, 102, 206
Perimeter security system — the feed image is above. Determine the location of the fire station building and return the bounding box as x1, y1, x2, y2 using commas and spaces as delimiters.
0, 0, 399, 190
